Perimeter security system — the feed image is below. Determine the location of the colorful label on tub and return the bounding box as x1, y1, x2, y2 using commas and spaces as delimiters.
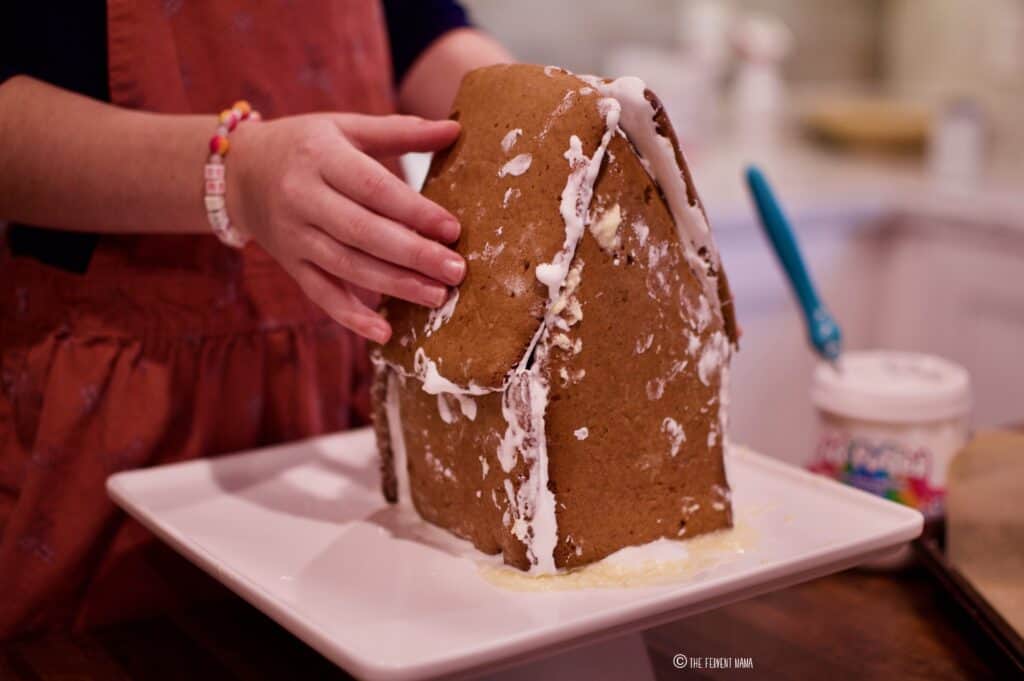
807, 429, 945, 518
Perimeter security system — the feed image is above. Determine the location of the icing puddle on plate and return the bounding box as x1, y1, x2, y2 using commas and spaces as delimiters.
478, 518, 758, 591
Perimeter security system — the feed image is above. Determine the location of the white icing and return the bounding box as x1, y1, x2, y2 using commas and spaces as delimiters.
718, 363, 731, 446
687, 332, 701, 357
563, 299, 583, 325
480, 456, 490, 479
577, 74, 722, 309
632, 218, 650, 246
501, 128, 523, 153
424, 287, 459, 337
536, 98, 621, 302
694, 294, 712, 333
384, 370, 412, 508
589, 203, 622, 252
412, 348, 490, 397
661, 417, 686, 456
539, 90, 578, 139
499, 153, 533, 178
495, 338, 559, 573
682, 496, 701, 515
550, 260, 584, 316
574, 427, 589, 440
502, 187, 520, 208
437, 393, 455, 424
454, 393, 477, 420
645, 359, 688, 401
697, 331, 730, 386
425, 447, 456, 481
635, 333, 655, 355
467, 241, 506, 262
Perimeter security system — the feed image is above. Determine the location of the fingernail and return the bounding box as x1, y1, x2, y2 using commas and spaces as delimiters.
369, 321, 391, 344
442, 257, 466, 284
425, 286, 447, 307
440, 218, 461, 242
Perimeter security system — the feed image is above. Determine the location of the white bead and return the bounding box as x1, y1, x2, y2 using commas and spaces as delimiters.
209, 209, 230, 230
204, 163, 225, 180
204, 195, 225, 212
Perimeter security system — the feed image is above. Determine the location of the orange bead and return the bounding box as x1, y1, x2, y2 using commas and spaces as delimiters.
209, 135, 230, 156
233, 100, 252, 116
219, 109, 234, 124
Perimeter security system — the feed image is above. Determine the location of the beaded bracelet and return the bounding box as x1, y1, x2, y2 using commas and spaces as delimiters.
204, 100, 261, 248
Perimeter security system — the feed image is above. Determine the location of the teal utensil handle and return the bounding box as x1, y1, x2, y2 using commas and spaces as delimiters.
745, 166, 843, 362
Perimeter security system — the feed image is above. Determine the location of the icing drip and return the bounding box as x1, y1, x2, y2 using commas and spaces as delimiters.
467, 241, 506, 262
694, 295, 712, 332
411, 348, 490, 396
437, 391, 478, 422
499, 153, 533, 178
454, 393, 477, 420
384, 371, 412, 508
661, 417, 686, 457
590, 203, 622, 252
697, 331, 730, 386
437, 393, 455, 424
536, 97, 621, 302
425, 448, 457, 481
645, 359, 688, 401
496, 354, 559, 573
717, 362, 731, 445
632, 217, 650, 246
425, 288, 459, 337
577, 74, 722, 310
687, 332, 701, 357
540, 90, 578, 139
635, 333, 655, 354
501, 128, 523, 153
574, 427, 589, 440
711, 484, 730, 511
682, 497, 701, 516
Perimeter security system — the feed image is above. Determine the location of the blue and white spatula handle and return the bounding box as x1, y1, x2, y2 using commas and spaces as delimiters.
745, 166, 843, 364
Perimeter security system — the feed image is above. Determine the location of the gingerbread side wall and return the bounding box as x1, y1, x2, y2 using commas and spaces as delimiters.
544, 132, 733, 570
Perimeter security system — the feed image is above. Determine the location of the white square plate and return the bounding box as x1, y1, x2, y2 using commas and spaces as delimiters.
108, 428, 922, 681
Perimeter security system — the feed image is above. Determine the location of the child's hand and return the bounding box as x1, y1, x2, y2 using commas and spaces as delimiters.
228, 113, 464, 343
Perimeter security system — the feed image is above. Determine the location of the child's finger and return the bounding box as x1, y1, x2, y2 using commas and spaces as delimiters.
291, 262, 391, 344
304, 185, 465, 287
335, 114, 460, 155
300, 226, 448, 309
322, 143, 459, 243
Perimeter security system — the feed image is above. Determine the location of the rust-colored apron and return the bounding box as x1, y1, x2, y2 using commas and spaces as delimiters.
0, 0, 395, 635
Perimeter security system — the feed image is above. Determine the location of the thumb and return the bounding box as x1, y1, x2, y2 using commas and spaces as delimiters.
336, 114, 460, 155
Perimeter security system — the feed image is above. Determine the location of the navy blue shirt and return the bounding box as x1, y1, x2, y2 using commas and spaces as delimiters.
1, 1, 471, 272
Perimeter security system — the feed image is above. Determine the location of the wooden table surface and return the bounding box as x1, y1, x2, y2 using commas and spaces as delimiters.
1, 560, 1011, 680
